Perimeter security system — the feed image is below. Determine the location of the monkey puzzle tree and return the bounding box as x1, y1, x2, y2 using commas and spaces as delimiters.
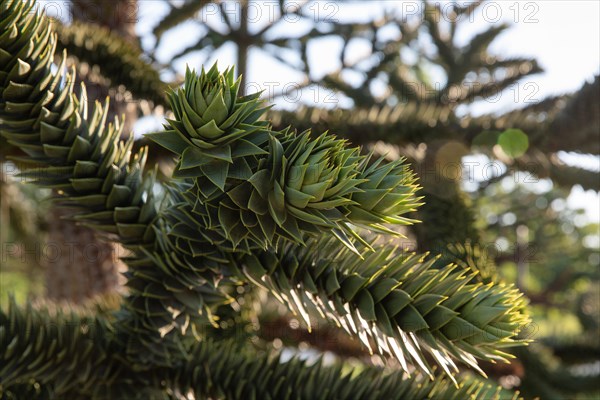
279, 3, 599, 398
144, 2, 599, 398
0, 0, 532, 398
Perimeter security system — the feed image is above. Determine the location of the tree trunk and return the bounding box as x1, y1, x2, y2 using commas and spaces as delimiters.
413, 140, 479, 253
44, 209, 125, 303
70, 0, 139, 135
412, 139, 484, 275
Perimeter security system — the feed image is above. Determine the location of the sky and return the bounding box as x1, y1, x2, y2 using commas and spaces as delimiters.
132, 1, 600, 220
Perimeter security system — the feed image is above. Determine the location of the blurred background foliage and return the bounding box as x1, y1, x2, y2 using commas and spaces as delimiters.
1, 0, 598, 398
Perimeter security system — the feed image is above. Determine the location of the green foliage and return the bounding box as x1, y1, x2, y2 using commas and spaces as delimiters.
472, 179, 600, 398
444, 242, 498, 284
414, 190, 481, 252
269, 103, 454, 146
150, 65, 422, 253
0, 0, 157, 247
176, 339, 523, 400
54, 20, 168, 107
148, 65, 269, 189
0, 0, 216, 370
238, 237, 529, 381
0, 298, 521, 399
0, 298, 116, 397
514, 346, 600, 400
548, 75, 600, 155
0, 0, 533, 397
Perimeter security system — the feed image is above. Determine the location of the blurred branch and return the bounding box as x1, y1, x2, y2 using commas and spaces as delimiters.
513, 150, 600, 191
54, 20, 168, 107
258, 315, 368, 360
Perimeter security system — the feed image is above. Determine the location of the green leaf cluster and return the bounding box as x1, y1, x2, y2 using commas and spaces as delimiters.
0, 1, 530, 397
149, 66, 422, 253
